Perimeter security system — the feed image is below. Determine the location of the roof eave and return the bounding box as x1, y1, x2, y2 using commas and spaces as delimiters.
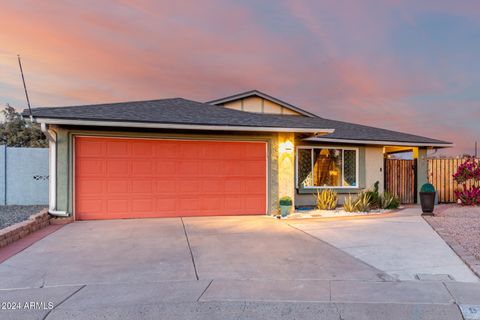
303, 137, 453, 148
35, 117, 335, 134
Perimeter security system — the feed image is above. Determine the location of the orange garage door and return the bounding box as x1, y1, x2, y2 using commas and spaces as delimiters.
75, 137, 267, 220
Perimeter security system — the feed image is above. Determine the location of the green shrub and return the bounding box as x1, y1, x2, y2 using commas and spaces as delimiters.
365, 181, 381, 209
380, 192, 400, 209
420, 183, 435, 193
316, 189, 338, 210
354, 192, 372, 212
343, 194, 356, 212
387, 195, 400, 209
279, 196, 292, 206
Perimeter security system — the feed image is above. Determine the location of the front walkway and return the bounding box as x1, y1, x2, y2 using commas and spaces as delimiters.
288, 207, 479, 282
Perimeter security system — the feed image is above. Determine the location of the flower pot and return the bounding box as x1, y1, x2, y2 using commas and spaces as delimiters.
280, 205, 291, 218
420, 192, 435, 215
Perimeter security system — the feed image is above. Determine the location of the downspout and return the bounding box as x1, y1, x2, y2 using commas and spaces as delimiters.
41, 123, 69, 217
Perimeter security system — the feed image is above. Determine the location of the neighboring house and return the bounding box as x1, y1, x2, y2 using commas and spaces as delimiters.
25, 90, 451, 220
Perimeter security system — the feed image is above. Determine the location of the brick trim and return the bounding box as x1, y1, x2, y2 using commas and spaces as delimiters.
0, 209, 50, 249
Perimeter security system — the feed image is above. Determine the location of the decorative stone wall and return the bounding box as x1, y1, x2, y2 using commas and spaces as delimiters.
0, 209, 50, 248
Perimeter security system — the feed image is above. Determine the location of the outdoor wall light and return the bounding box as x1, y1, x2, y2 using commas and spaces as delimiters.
279, 140, 294, 153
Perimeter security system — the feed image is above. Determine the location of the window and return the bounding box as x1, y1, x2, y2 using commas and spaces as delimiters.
296, 147, 358, 188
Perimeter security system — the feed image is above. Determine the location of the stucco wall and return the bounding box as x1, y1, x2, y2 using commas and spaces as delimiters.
364, 146, 384, 191
416, 147, 428, 200
52, 127, 281, 216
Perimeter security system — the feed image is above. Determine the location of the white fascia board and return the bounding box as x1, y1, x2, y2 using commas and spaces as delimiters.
303, 137, 453, 148
36, 118, 335, 134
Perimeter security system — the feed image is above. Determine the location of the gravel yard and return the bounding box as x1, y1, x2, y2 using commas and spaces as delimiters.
426, 205, 480, 261
0, 205, 47, 229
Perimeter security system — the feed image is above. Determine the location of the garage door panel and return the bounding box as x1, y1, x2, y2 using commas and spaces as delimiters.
178, 198, 200, 212
245, 197, 266, 212
106, 140, 130, 157
131, 141, 154, 157
106, 180, 129, 193
201, 180, 224, 194
200, 197, 224, 211
177, 180, 200, 193
245, 143, 266, 158
224, 197, 244, 212
132, 159, 154, 176
224, 144, 246, 158
77, 199, 104, 214
176, 160, 199, 176
106, 159, 130, 176
132, 198, 154, 213
225, 161, 245, 175
156, 180, 177, 193
155, 160, 176, 176
244, 160, 266, 176
153, 141, 177, 158
132, 180, 153, 193
106, 199, 129, 214
245, 178, 266, 194
76, 159, 104, 176
76, 179, 103, 194
76, 140, 105, 157
75, 137, 267, 220
155, 197, 176, 213
201, 160, 224, 176
202, 142, 225, 159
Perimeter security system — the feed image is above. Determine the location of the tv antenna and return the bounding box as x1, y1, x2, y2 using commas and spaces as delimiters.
17, 55, 33, 122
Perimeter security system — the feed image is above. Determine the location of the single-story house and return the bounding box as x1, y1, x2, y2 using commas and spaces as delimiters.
26, 90, 452, 220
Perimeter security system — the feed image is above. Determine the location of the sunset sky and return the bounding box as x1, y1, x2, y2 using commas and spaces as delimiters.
1, 1, 479, 155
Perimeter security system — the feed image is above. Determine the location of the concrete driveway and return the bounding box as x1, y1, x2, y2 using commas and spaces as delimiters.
0, 216, 385, 289
288, 207, 479, 282
0, 215, 479, 319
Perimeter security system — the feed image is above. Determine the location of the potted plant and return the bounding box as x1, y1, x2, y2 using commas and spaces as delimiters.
420, 183, 436, 215
279, 196, 292, 218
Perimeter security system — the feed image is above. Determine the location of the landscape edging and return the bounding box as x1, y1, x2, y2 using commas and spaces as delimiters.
0, 209, 50, 248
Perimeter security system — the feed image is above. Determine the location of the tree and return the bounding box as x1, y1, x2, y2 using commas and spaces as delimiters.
0, 104, 47, 147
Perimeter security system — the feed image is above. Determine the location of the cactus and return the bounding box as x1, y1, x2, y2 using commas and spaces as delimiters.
420, 183, 435, 193
279, 196, 292, 206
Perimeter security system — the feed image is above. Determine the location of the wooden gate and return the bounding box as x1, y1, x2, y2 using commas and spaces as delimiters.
384, 159, 417, 204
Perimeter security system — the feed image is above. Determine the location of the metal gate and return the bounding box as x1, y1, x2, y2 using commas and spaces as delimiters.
384, 159, 417, 204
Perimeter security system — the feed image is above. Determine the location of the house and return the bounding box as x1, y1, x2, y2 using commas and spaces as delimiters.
26, 90, 452, 220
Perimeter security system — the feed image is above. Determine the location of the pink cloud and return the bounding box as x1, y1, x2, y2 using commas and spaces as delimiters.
0, 0, 478, 156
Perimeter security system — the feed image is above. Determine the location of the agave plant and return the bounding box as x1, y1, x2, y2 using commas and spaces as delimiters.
354, 192, 372, 212
343, 194, 356, 212
379, 192, 394, 209
316, 189, 338, 210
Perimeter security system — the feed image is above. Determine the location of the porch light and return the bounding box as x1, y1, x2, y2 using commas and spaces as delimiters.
279, 140, 294, 153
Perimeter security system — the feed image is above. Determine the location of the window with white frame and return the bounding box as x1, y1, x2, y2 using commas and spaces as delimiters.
297, 147, 358, 188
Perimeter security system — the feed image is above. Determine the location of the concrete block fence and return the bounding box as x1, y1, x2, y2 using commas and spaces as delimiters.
0, 145, 48, 205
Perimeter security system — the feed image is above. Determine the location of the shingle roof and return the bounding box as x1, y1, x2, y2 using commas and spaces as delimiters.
26, 97, 451, 146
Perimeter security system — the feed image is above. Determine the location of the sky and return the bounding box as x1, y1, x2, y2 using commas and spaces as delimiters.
1, 0, 479, 156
